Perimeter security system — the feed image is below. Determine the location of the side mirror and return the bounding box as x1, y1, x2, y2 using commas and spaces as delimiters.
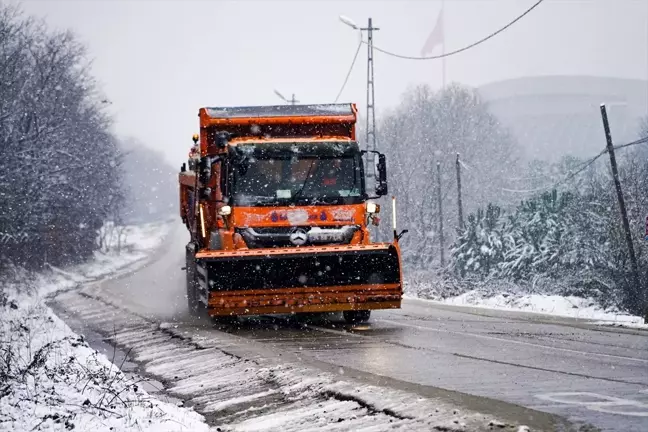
375, 153, 388, 196
215, 131, 230, 148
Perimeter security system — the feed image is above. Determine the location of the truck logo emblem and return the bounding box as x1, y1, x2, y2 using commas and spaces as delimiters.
289, 228, 308, 246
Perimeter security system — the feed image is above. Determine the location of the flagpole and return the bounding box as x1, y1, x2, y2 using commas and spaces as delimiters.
441, 0, 446, 88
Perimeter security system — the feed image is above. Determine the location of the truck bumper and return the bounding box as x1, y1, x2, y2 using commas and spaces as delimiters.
207, 285, 401, 316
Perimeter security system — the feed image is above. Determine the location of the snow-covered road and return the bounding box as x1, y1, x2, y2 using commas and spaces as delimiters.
49, 224, 648, 432
53, 289, 529, 431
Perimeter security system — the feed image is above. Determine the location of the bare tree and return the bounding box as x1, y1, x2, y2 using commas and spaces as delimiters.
0, 5, 124, 271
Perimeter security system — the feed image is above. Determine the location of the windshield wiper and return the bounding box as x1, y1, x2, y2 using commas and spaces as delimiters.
292, 160, 316, 202
236, 195, 280, 206
312, 196, 341, 205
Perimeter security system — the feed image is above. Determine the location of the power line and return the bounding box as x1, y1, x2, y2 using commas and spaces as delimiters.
458, 159, 472, 171
367, 0, 545, 61
556, 136, 648, 187
500, 152, 603, 194
553, 148, 606, 188
501, 136, 648, 194
612, 135, 648, 152
334, 35, 364, 103
501, 185, 553, 194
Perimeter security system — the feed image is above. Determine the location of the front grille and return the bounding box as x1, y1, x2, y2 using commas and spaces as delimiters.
238, 225, 359, 248
242, 227, 298, 235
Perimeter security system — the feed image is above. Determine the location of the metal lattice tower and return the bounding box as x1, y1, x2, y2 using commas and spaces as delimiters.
362, 18, 379, 185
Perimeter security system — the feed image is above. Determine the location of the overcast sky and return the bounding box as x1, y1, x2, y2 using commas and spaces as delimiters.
18, 0, 648, 166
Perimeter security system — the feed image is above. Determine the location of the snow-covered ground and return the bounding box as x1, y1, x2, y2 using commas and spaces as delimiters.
42, 221, 173, 290
0, 220, 210, 432
406, 289, 647, 329
404, 269, 647, 329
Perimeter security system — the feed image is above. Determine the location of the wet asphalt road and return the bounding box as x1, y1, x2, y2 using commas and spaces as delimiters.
75, 227, 648, 432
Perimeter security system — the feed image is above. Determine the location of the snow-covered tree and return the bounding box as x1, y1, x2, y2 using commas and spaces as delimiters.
0, 5, 123, 271
450, 141, 648, 315
451, 204, 505, 277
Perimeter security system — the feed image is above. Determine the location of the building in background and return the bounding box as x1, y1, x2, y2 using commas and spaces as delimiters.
479, 76, 648, 162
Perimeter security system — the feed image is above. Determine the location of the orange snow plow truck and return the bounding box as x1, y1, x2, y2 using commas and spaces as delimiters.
178, 103, 406, 323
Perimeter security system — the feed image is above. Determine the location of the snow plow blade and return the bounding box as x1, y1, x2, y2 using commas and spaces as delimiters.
194, 244, 402, 316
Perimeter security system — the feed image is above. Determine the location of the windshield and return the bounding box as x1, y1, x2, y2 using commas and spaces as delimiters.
230, 141, 365, 206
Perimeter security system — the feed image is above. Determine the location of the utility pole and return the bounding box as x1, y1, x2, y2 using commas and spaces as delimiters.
362, 18, 379, 187
600, 104, 646, 323
456, 153, 464, 230
437, 162, 445, 267
338, 16, 379, 184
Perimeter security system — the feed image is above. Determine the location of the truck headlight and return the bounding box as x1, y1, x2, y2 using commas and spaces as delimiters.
218, 205, 232, 216
366, 202, 380, 214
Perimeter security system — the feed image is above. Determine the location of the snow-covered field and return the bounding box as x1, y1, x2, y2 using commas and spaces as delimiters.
0, 220, 210, 432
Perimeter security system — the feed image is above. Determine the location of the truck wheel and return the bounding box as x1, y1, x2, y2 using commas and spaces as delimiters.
211, 315, 238, 326
343, 310, 371, 324
290, 312, 320, 326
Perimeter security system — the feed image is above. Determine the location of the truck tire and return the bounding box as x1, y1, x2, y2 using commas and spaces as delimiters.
342, 272, 379, 323
211, 315, 238, 326
343, 310, 371, 324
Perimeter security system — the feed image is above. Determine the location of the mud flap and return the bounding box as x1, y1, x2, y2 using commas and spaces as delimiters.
186, 243, 207, 315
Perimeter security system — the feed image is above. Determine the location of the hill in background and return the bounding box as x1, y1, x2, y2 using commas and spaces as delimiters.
479, 75, 648, 162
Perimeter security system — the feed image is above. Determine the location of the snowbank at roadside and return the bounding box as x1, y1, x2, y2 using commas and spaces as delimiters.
405, 270, 646, 329
405, 289, 647, 329
0, 220, 210, 432
444, 290, 645, 324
